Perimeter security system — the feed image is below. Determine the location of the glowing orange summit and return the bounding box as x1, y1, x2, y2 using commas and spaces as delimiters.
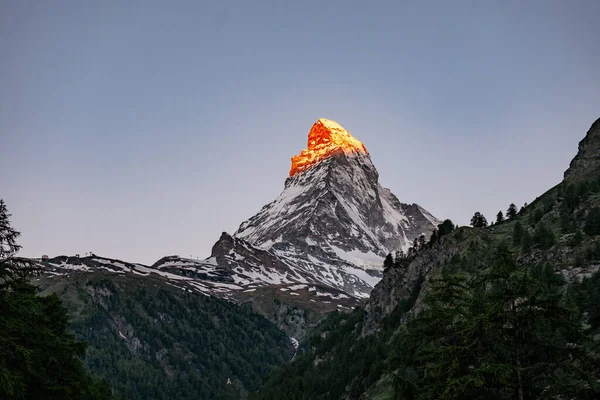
290, 118, 368, 176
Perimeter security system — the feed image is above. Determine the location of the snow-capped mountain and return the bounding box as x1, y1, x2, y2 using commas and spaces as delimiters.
36, 118, 440, 334
233, 118, 440, 296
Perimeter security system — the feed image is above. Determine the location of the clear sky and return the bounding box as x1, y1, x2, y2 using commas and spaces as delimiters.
1, 0, 599, 264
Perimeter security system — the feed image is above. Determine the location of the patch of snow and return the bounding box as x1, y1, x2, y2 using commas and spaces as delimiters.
288, 284, 307, 291
330, 246, 383, 270
290, 337, 299, 350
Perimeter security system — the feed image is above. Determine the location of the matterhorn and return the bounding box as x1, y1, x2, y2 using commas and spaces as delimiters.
38, 118, 439, 335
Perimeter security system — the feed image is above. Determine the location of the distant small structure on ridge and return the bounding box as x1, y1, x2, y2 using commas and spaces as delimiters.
41, 255, 49, 261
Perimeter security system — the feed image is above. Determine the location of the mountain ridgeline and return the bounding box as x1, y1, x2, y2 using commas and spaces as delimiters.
36, 118, 439, 339
21, 117, 600, 399
252, 117, 600, 399
29, 118, 440, 399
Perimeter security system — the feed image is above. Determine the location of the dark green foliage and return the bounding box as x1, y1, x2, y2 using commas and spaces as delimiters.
428, 229, 438, 245
253, 276, 424, 400
519, 202, 528, 215
252, 308, 370, 400
506, 203, 517, 219
560, 211, 574, 233
533, 222, 556, 250
512, 221, 523, 246
562, 183, 580, 213
584, 243, 600, 262
573, 269, 600, 329
529, 262, 565, 290
1, 282, 112, 400
384, 253, 394, 270
584, 208, 600, 236
470, 212, 488, 228
69, 279, 293, 400
391, 246, 598, 399
0, 199, 21, 261
572, 229, 584, 246
437, 220, 455, 237
0, 199, 111, 400
495, 211, 504, 224
521, 229, 533, 252
454, 226, 465, 240
561, 181, 596, 214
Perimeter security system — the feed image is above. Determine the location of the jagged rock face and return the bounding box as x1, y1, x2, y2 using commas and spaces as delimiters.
362, 237, 460, 335
564, 117, 600, 180
36, 118, 440, 332
235, 118, 440, 266
290, 118, 368, 176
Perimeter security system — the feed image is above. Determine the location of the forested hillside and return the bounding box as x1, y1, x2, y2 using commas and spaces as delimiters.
0, 199, 113, 400
36, 272, 295, 400
253, 119, 600, 399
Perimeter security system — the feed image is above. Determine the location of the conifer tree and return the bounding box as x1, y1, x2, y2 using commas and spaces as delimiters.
0, 199, 112, 399
521, 229, 533, 252
383, 253, 394, 269
437, 220, 455, 236
533, 222, 556, 250
428, 229, 439, 245
512, 221, 524, 246
391, 245, 598, 399
506, 203, 518, 219
584, 208, 600, 236
470, 212, 488, 228
496, 211, 505, 224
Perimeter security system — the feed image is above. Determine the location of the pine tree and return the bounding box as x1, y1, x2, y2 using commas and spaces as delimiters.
584, 208, 600, 236
470, 212, 488, 228
391, 245, 598, 399
506, 203, 518, 219
521, 229, 533, 252
437, 219, 455, 236
512, 221, 524, 246
533, 222, 556, 250
560, 212, 573, 233
562, 184, 579, 213
383, 253, 394, 269
0, 199, 113, 399
496, 211, 505, 224
428, 229, 439, 245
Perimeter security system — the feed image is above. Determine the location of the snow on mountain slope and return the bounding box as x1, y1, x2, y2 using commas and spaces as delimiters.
36, 118, 440, 320
233, 118, 440, 296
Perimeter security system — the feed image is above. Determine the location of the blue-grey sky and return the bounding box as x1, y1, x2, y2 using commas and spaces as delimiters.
1, 1, 599, 264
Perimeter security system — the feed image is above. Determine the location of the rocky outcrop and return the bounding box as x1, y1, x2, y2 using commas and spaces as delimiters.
362, 236, 460, 335
564, 117, 600, 180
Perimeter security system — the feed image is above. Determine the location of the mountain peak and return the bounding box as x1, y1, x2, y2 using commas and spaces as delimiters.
289, 118, 368, 176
